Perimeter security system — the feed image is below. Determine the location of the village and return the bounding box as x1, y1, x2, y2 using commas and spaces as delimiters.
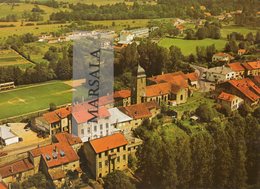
0, 1, 259, 188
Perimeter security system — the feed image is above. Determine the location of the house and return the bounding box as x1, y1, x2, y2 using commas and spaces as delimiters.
32, 107, 72, 136
0, 182, 7, 189
53, 132, 82, 152
205, 66, 236, 83
217, 92, 243, 111
212, 52, 234, 63
176, 24, 185, 34
185, 72, 200, 89
238, 49, 246, 56
72, 103, 115, 142
227, 62, 245, 79
252, 76, 260, 87
0, 159, 34, 185
0, 125, 19, 146
83, 133, 142, 180
118, 31, 134, 45
0, 82, 15, 91
29, 133, 81, 188
114, 89, 131, 107
108, 108, 133, 134
216, 78, 260, 106
119, 101, 161, 131
242, 61, 260, 76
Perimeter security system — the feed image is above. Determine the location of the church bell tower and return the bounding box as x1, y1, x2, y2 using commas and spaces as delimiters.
132, 64, 146, 104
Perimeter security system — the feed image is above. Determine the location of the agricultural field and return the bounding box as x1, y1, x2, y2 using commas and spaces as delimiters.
0, 3, 59, 21
221, 25, 259, 38
0, 49, 33, 67
158, 38, 227, 55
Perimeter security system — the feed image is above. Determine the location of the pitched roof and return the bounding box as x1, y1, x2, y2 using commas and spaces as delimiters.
208, 66, 234, 74
89, 133, 128, 154
243, 61, 260, 70
146, 83, 171, 97
228, 78, 260, 102
214, 52, 233, 58
0, 159, 34, 178
148, 71, 186, 84
118, 103, 153, 119
0, 125, 17, 140
48, 169, 66, 180
43, 111, 60, 124
114, 89, 131, 99
0, 182, 7, 189
55, 132, 82, 146
72, 105, 110, 124
218, 92, 236, 102
185, 72, 199, 81
228, 62, 245, 72
108, 108, 133, 124
30, 142, 79, 168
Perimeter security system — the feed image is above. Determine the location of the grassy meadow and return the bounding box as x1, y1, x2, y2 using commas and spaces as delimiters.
158, 38, 227, 55
0, 49, 33, 67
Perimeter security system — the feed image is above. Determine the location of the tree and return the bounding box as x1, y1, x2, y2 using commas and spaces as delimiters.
196, 103, 217, 122
255, 31, 260, 44
190, 131, 214, 189
167, 45, 183, 72
246, 32, 254, 45
225, 40, 238, 53
196, 27, 208, 40
104, 171, 136, 189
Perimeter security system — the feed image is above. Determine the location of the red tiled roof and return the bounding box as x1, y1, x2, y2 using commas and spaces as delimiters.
89, 133, 128, 154
148, 71, 186, 84
30, 142, 79, 168
54, 107, 71, 119
252, 76, 260, 85
43, 111, 60, 124
243, 61, 260, 70
98, 95, 114, 106
114, 89, 131, 99
0, 159, 34, 178
228, 78, 260, 102
119, 103, 152, 119
0, 182, 7, 189
228, 62, 245, 72
218, 92, 236, 102
146, 83, 171, 97
185, 72, 199, 81
55, 132, 82, 146
238, 49, 246, 53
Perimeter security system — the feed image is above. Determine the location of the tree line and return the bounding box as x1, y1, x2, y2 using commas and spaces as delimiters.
134, 105, 260, 189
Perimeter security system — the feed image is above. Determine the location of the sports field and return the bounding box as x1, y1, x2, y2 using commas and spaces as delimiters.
0, 81, 72, 119
158, 38, 227, 55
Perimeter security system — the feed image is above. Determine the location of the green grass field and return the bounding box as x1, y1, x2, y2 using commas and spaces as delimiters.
221, 25, 259, 38
0, 81, 72, 119
0, 49, 33, 67
158, 38, 227, 55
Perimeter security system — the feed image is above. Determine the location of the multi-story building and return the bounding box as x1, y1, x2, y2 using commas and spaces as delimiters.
212, 52, 234, 63
32, 107, 72, 136
205, 66, 236, 83
217, 92, 244, 111
242, 61, 260, 76
114, 89, 131, 107
0, 159, 34, 185
72, 103, 115, 142
29, 132, 82, 188
227, 62, 245, 79
84, 133, 128, 180
216, 78, 260, 106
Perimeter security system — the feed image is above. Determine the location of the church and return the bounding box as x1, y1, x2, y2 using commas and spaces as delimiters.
115, 65, 199, 107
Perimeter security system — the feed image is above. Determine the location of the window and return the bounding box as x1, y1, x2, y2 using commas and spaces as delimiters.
100, 131, 103, 137
123, 146, 126, 150
99, 162, 102, 168
111, 149, 114, 153
123, 154, 126, 160
117, 147, 120, 152
180, 95, 183, 101
94, 126, 97, 132
106, 130, 109, 135
81, 129, 84, 135
106, 123, 109, 128
117, 156, 120, 162
100, 124, 103, 130
105, 160, 108, 166
105, 151, 108, 156
99, 153, 102, 158
87, 128, 90, 134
